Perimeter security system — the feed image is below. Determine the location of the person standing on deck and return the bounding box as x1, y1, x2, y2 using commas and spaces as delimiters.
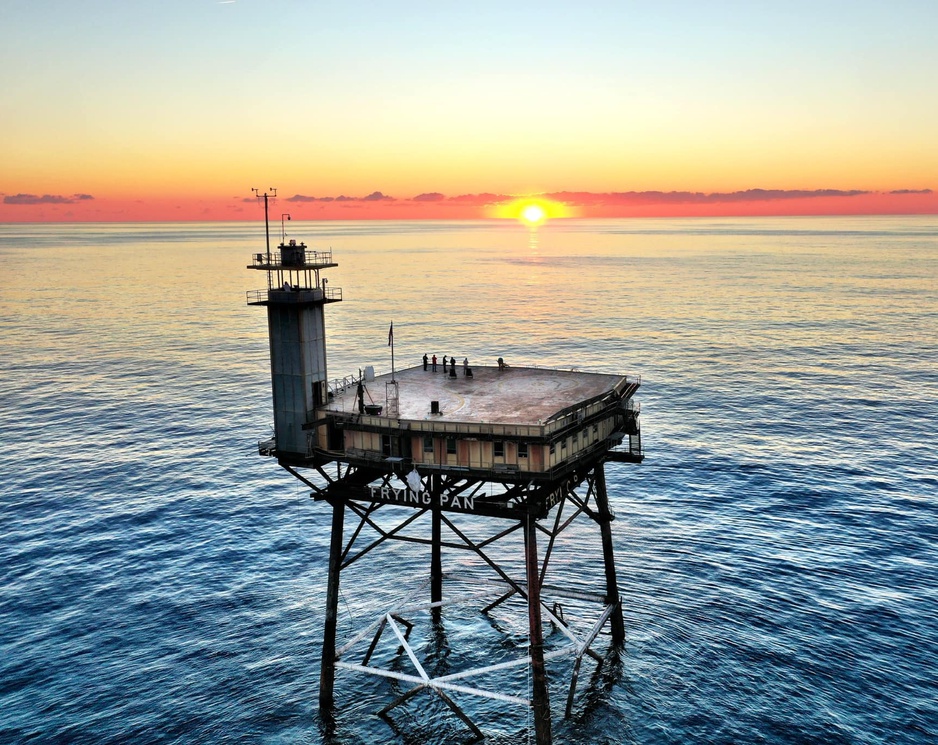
432, 354, 437, 372
442, 355, 448, 373
423, 353, 429, 371
463, 357, 469, 376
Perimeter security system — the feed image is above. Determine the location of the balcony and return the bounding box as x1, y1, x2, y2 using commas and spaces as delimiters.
246, 286, 343, 305
248, 245, 336, 270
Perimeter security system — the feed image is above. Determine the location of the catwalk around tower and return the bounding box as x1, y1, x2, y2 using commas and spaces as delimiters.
246, 205, 643, 744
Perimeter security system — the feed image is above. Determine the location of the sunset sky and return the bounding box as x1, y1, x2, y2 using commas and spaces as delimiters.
2, 0, 937, 221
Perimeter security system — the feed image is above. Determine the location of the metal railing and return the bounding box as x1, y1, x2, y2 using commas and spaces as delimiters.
246, 286, 342, 305
249, 247, 334, 268
329, 372, 362, 398
528, 365, 642, 386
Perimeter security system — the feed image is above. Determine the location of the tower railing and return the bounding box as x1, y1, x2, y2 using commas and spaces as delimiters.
249, 247, 335, 268
246, 286, 342, 305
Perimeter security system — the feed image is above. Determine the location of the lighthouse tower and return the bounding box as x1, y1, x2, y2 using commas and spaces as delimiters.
246, 190, 341, 461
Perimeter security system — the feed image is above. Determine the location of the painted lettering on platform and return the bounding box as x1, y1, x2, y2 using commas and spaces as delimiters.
367, 485, 475, 511
543, 479, 571, 512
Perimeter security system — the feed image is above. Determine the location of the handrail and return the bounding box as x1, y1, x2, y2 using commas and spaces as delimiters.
246, 286, 342, 305
329, 373, 361, 397
249, 247, 335, 268
528, 364, 641, 386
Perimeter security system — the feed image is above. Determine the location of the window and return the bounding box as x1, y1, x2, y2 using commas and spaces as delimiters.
518, 442, 528, 458
494, 440, 504, 458
382, 435, 392, 456
549, 443, 555, 456
572, 431, 578, 446
423, 435, 434, 453
446, 437, 457, 455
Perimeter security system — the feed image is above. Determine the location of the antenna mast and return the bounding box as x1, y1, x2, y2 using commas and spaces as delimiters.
252, 187, 277, 264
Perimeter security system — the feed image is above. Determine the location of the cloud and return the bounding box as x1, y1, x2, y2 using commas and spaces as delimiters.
890, 188, 932, 194
3, 193, 95, 205
287, 191, 396, 203
544, 189, 870, 206
287, 194, 334, 202
362, 191, 394, 201
447, 193, 512, 205
413, 192, 445, 202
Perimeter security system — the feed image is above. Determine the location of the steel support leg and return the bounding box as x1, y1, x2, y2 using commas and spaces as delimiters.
319, 498, 345, 710
525, 514, 552, 745
595, 464, 625, 644
431, 475, 443, 622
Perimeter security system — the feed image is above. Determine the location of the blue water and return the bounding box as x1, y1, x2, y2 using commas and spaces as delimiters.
0, 217, 935, 744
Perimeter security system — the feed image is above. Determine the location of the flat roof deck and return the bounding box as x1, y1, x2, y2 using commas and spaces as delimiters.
323, 364, 628, 425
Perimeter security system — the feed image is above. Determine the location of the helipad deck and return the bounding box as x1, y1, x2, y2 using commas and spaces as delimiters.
323, 364, 631, 425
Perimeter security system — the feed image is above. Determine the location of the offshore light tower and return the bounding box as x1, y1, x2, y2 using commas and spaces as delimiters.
247, 202, 642, 745
247, 190, 342, 459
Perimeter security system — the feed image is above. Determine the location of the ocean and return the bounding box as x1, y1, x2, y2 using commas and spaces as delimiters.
0, 217, 935, 744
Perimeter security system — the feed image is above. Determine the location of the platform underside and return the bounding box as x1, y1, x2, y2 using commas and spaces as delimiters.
284, 448, 639, 518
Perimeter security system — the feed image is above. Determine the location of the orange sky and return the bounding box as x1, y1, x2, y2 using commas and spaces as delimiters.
2, 2, 937, 222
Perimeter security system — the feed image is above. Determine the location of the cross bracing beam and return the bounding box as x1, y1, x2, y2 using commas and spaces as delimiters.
329, 473, 594, 571
332, 576, 621, 738
339, 502, 428, 570
340, 499, 527, 567
327, 473, 620, 651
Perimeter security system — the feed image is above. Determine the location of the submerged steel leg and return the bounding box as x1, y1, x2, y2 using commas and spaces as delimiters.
436, 689, 484, 742
320, 498, 345, 710
595, 464, 625, 644
565, 656, 584, 718
525, 513, 552, 745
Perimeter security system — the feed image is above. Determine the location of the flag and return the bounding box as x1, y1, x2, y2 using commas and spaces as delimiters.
388, 322, 393, 346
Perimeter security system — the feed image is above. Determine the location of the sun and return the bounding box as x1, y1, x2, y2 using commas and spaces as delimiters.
521, 204, 546, 225
486, 197, 577, 223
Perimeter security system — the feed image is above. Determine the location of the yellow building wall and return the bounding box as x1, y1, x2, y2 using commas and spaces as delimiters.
343, 414, 619, 472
